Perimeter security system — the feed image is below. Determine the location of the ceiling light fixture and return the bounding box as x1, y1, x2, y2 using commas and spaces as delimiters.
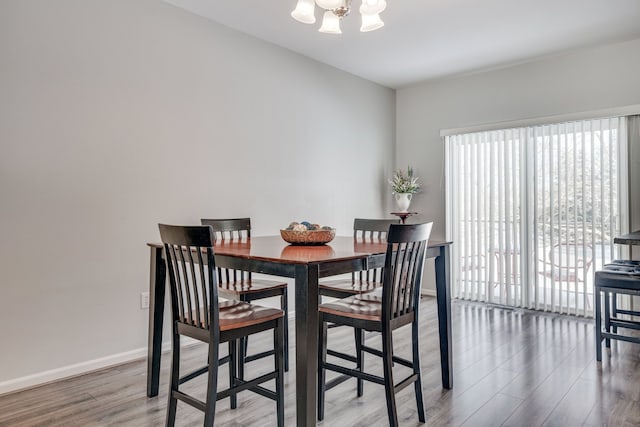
291, 0, 386, 34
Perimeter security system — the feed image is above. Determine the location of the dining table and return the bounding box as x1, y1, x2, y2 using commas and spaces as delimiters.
146, 235, 453, 427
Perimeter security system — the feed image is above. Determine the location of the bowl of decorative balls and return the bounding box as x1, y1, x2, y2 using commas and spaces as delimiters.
280, 221, 336, 245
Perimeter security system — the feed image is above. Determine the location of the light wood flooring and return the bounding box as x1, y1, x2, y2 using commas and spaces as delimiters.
1, 297, 639, 426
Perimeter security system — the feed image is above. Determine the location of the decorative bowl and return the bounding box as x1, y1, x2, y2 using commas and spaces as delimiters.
280, 228, 336, 245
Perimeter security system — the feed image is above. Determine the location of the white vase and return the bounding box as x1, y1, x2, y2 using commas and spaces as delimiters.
394, 193, 412, 212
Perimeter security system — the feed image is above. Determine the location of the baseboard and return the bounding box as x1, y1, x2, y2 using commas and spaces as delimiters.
1, 309, 300, 396
0, 341, 170, 397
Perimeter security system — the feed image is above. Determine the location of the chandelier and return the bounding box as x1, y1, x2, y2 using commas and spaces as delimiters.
291, 0, 387, 34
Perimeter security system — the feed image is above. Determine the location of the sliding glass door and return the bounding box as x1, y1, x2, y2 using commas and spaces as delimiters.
446, 117, 628, 316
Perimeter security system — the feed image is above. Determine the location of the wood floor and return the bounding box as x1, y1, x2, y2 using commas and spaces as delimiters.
1, 297, 639, 427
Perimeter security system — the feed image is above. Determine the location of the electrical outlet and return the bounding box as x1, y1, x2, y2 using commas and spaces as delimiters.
140, 292, 150, 309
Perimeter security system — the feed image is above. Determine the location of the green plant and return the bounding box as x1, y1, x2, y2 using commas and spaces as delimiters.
389, 166, 420, 194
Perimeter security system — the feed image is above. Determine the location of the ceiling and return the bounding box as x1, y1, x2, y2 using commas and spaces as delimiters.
165, 0, 640, 89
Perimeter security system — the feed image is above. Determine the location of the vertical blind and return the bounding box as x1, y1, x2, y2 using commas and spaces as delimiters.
445, 117, 628, 316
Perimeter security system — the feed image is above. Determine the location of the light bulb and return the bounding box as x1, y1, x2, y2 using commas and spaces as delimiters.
360, 12, 384, 32
291, 0, 316, 24
319, 10, 342, 34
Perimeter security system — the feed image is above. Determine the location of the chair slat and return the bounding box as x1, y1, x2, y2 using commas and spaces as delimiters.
405, 242, 418, 315
187, 248, 201, 326
196, 248, 209, 328
169, 245, 187, 324
181, 247, 196, 325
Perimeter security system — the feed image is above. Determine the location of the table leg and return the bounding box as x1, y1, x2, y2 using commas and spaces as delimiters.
604, 290, 611, 348
295, 264, 319, 426
434, 244, 453, 389
595, 285, 602, 361
147, 246, 166, 397
611, 292, 618, 334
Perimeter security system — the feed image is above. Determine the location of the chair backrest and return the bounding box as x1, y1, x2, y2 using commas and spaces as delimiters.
159, 224, 218, 332
352, 218, 400, 283
353, 218, 400, 242
200, 218, 252, 283
382, 223, 432, 324
201, 217, 252, 241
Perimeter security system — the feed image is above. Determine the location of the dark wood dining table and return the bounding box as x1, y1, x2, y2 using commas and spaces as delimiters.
146, 235, 453, 427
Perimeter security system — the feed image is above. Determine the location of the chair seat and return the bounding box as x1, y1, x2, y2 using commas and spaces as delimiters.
218, 300, 284, 331
595, 265, 640, 291
319, 293, 382, 321
219, 278, 287, 295
319, 279, 381, 295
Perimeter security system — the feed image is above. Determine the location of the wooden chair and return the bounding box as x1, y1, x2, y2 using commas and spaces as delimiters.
317, 222, 433, 427
319, 218, 400, 298
201, 218, 289, 372
159, 224, 284, 426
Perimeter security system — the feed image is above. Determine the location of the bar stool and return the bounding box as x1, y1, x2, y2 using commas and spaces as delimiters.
594, 260, 640, 361
318, 223, 433, 426
159, 224, 285, 426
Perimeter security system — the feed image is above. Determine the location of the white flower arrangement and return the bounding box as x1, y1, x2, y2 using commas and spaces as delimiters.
389, 166, 420, 194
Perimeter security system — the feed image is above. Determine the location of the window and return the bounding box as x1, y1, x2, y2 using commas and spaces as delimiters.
445, 117, 628, 316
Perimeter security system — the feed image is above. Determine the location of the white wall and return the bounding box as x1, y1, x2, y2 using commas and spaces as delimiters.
0, 0, 395, 389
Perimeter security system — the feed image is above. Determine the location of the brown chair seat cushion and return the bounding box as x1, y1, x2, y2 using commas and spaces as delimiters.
219, 278, 287, 294
218, 300, 284, 331
319, 292, 382, 321
319, 279, 381, 295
